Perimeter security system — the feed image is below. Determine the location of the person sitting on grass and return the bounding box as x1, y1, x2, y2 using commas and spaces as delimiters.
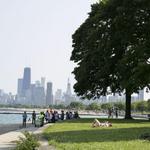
92, 119, 112, 127
92, 119, 101, 127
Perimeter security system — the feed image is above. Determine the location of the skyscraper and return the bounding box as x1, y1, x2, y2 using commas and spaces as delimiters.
66, 78, 72, 96
46, 82, 53, 105
22, 67, 31, 94
64, 79, 74, 105
31, 84, 46, 106
41, 77, 46, 89
54, 89, 62, 105
17, 78, 23, 96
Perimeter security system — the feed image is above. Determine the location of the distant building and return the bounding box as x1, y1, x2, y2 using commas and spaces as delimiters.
35, 80, 41, 87
54, 89, 62, 105
17, 78, 23, 97
0, 90, 15, 105
138, 89, 144, 100
145, 87, 150, 100
22, 67, 31, 95
41, 77, 46, 89
64, 79, 76, 105
31, 85, 46, 106
66, 78, 72, 96
46, 82, 53, 105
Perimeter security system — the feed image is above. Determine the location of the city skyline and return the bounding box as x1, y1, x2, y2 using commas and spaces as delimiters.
0, 0, 97, 94
0, 66, 149, 106
16, 66, 73, 95
15, 66, 75, 106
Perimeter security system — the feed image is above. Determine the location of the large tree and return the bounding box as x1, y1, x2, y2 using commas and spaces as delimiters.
71, 0, 150, 119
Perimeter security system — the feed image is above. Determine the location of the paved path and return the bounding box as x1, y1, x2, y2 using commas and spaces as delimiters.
0, 124, 55, 150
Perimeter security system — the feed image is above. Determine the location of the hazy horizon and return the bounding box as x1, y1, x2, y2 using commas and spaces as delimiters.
0, 0, 97, 94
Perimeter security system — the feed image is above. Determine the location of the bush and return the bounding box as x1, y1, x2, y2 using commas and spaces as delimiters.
139, 133, 150, 141
14, 131, 40, 150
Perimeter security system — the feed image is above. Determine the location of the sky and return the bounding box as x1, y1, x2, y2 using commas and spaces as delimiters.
0, 0, 97, 94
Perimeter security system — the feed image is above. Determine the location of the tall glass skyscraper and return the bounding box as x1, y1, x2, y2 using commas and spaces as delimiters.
66, 78, 72, 96
46, 82, 53, 105
17, 78, 23, 96
22, 67, 31, 94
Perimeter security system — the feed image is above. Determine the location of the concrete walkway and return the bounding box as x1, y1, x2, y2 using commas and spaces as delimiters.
0, 124, 55, 150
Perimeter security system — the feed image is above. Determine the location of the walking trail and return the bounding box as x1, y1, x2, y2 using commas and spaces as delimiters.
0, 124, 55, 150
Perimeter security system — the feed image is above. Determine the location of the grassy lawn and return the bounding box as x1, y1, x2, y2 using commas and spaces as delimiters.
43, 119, 150, 150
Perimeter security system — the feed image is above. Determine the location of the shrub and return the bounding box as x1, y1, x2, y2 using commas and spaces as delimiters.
14, 131, 40, 150
139, 133, 150, 141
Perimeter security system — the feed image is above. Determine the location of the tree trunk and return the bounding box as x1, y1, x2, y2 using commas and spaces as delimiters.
125, 89, 132, 119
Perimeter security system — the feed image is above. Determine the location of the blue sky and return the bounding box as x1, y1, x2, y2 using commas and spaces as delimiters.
0, 0, 97, 94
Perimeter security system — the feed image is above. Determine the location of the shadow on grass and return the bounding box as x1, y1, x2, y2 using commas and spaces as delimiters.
44, 127, 150, 143
61, 118, 149, 124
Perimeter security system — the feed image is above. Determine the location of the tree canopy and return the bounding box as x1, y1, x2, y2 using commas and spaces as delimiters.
71, 0, 150, 119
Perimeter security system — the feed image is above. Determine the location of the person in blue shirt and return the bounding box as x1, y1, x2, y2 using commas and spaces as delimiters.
22, 111, 27, 127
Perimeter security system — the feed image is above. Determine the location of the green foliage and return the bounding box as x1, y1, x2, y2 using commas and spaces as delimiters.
132, 101, 147, 113
101, 103, 112, 110
113, 102, 125, 111
49, 104, 66, 109
0, 104, 45, 109
140, 133, 150, 141
86, 102, 101, 110
14, 131, 39, 150
100, 102, 125, 111
147, 99, 150, 111
68, 101, 85, 110
44, 118, 150, 150
71, 0, 150, 119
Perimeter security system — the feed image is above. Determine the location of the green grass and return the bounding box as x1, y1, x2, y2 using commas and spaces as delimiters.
44, 119, 150, 150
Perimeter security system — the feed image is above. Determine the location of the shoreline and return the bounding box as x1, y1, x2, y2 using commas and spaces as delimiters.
0, 123, 33, 135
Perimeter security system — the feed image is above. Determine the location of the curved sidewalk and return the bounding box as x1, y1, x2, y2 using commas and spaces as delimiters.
0, 124, 52, 150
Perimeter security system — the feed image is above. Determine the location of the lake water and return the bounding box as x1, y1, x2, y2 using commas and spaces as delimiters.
0, 110, 128, 125
0, 113, 109, 124
0, 114, 32, 124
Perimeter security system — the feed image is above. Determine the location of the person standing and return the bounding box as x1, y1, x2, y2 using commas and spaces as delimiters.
22, 111, 27, 127
61, 110, 64, 120
115, 108, 118, 118
45, 110, 49, 123
32, 111, 36, 124
108, 108, 111, 118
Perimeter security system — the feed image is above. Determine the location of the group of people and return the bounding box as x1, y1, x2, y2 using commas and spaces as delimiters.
45, 109, 59, 123
45, 109, 80, 122
22, 109, 80, 127
66, 111, 79, 120
22, 111, 36, 127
